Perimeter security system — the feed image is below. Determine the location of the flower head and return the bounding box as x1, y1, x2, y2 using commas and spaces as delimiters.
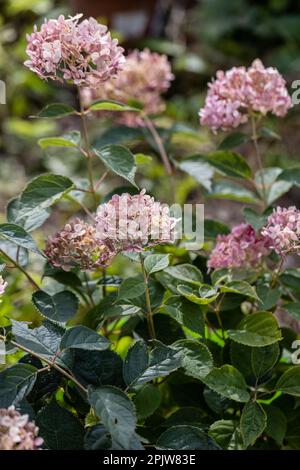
208, 223, 271, 270
0, 406, 43, 450
95, 190, 177, 252
261, 206, 300, 256
45, 218, 115, 271
81, 48, 174, 126
25, 14, 125, 87
0, 276, 7, 296
200, 59, 292, 132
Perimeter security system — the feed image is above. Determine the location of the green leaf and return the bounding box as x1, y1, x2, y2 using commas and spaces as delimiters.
177, 284, 219, 305
162, 296, 205, 336
220, 281, 260, 301
123, 341, 181, 387
0, 364, 37, 408
264, 405, 287, 445
164, 264, 203, 286
11, 320, 62, 360
251, 343, 280, 378
175, 156, 214, 191
198, 150, 252, 179
37, 103, 76, 119
209, 420, 238, 449
93, 144, 137, 187
204, 219, 230, 239
276, 167, 300, 187
133, 384, 161, 420
258, 127, 281, 140
88, 385, 138, 449
88, 99, 140, 112
144, 254, 169, 275
60, 326, 110, 352
276, 366, 300, 397
37, 400, 84, 450
240, 401, 267, 447
0, 223, 41, 255
38, 132, 80, 149
163, 407, 210, 428
207, 181, 259, 204
7, 197, 50, 232
134, 153, 152, 165
255, 167, 292, 205
256, 285, 281, 310
32, 290, 79, 324
243, 207, 270, 231
203, 365, 250, 403
218, 132, 249, 150
118, 276, 146, 301
18, 173, 74, 218
283, 303, 300, 322
174, 339, 213, 379
157, 425, 221, 450
228, 312, 282, 347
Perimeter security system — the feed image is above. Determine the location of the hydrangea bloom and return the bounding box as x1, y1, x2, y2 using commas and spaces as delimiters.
0, 406, 43, 450
207, 223, 271, 270
45, 218, 115, 271
261, 206, 300, 256
95, 190, 177, 252
81, 48, 174, 126
25, 14, 125, 87
0, 276, 7, 296
200, 59, 292, 132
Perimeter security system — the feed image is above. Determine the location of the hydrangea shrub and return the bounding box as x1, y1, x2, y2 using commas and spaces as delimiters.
1, 13, 300, 451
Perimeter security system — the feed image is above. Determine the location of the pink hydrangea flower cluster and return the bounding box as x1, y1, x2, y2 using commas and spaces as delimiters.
25, 14, 125, 87
207, 223, 271, 270
0, 406, 43, 450
45, 218, 115, 271
200, 59, 292, 132
0, 276, 7, 296
95, 190, 177, 252
81, 48, 174, 126
261, 206, 300, 256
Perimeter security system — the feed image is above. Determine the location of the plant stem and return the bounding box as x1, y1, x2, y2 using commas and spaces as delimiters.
140, 253, 156, 339
84, 272, 95, 307
78, 88, 97, 208
0, 249, 39, 290
251, 115, 267, 208
0, 335, 87, 394
271, 256, 285, 288
143, 114, 173, 175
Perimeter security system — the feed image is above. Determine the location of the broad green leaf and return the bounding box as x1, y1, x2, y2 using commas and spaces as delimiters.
162, 407, 210, 428
227, 312, 282, 347
240, 401, 266, 447
144, 254, 169, 275
197, 150, 252, 179
283, 303, 300, 322
11, 320, 62, 360
88, 385, 138, 449
277, 168, 300, 187
256, 285, 281, 310
123, 341, 181, 387
84, 425, 111, 450
18, 174, 74, 218
88, 99, 140, 112
174, 339, 213, 379
276, 366, 300, 397
134, 153, 152, 165
251, 343, 280, 378
37, 400, 84, 450
157, 425, 221, 450
118, 276, 146, 301
60, 326, 110, 352
264, 405, 287, 445
93, 144, 137, 187
164, 264, 203, 286
230, 342, 253, 379
134, 384, 161, 420
203, 365, 250, 403
209, 420, 238, 449
162, 296, 205, 336
37, 103, 76, 119
32, 290, 79, 324
204, 219, 230, 239
7, 197, 50, 232
243, 207, 270, 231
0, 364, 37, 408
218, 132, 249, 150
177, 284, 219, 305
207, 181, 259, 204
255, 167, 292, 205
220, 281, 260, 301
0, 223, 41, 255
175, 156, 214, 191
38, 131, 80, 149
259, 127, 281, 140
